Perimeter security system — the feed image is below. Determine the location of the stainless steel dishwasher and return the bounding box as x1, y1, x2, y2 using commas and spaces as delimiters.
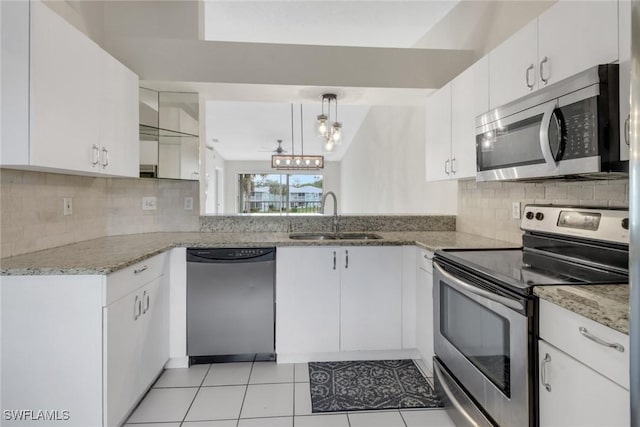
186, 247, 276, 364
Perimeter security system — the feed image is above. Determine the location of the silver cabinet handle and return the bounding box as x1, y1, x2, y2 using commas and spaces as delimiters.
444, 159, 450, 175
345, 250, 349, 269
540, 57, 549, 85
423, 253, 432, 261
525, 64, 535, 90
578, 326, 625, 352
142, 290, 150, 314
101, 147, 109, 168
134, 295, 141, 320
625, 115, 631, 146
134, 265, 148, 274
333, 251, 337, 270
541, 353, 552, 392
434, 262, 523, 311
92, 145, 100, 166
451, 157, 456, 174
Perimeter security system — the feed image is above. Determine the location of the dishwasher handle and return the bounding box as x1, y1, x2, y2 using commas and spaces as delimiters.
187, 248, 276, 263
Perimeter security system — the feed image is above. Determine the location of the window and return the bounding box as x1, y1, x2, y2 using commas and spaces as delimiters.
238, 174, 323, 214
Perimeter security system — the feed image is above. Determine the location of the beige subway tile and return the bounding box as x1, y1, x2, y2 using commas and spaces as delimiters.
495, 208, 510, 221
594, 184, 626, 201
545, 186, 568, 200
0, 169, 23, 184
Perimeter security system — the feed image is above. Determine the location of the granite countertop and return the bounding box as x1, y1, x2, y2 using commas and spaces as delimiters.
534, 285, 630, 335
0, 231, 515, 276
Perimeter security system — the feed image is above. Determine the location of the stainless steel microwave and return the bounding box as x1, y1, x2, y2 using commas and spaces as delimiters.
475, 64, 627, 181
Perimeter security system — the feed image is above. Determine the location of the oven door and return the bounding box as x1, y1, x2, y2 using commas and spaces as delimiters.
476, 86, 602, 181
433, 262, 531, 427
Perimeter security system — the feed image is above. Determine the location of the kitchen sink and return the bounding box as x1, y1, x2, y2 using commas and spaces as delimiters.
288, 233, 382, 241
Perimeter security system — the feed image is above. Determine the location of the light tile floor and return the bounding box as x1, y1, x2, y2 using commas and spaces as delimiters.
125, 361, 455, 427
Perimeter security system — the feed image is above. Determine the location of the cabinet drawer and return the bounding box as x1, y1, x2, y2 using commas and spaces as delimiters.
106, 252, 166, 305
539, 299, 629, 389
417, 248, 434, 273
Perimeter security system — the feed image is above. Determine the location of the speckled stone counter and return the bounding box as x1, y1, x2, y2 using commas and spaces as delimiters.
0, 231, 514, 276
534, 285, 630, 334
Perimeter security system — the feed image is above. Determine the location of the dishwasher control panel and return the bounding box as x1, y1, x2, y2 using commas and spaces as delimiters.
187, 247, 276, 262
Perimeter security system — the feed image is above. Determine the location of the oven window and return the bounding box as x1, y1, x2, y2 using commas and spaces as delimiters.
440, 284, 511, 397
476, 114, 545, 171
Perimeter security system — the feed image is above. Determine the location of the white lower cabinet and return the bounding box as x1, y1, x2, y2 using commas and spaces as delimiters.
538, 340, 629, 427
105, 275, 169, 427
0, 253, 169, 427
538, 299, 630, 427
415, 248, 434, 375
276, 246, 402, 357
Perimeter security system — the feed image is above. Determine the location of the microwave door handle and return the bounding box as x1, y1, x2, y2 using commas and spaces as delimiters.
434, 262, 523, 311
539, 100, 559, 169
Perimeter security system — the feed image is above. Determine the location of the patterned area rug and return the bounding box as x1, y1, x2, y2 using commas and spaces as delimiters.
308, 360, 442, 412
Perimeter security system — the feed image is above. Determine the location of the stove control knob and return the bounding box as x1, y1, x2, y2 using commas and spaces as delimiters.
525, 211, 534, 220
535, 212, 544, 221
622, 218, 629, 230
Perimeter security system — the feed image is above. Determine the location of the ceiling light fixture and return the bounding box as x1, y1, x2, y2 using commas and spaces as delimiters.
317, 93, 342, 152
272, 104, 324, 170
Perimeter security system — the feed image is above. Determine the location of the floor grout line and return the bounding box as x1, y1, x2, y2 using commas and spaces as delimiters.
178, 363, 214, 427
236, 361, 255, 426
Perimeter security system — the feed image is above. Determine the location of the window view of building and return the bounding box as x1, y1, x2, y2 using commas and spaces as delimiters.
238, 174, 323, 214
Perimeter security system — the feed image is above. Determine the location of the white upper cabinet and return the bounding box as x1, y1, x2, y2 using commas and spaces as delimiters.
1, 1, 139, 177
425, 83, 452, 182
426, 56, 489, 182
489, 1, 618, 110
451, 56, 489, 179
489, 20, 538, 109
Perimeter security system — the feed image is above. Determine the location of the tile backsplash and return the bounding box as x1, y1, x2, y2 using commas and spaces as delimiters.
0, 169, 199, 258
457, 178, 629, 245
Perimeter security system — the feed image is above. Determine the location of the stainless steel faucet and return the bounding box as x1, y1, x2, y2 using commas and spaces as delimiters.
321, 191, 339, 234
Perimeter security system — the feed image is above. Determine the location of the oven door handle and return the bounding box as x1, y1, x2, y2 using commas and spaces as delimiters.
434, 262, 523, 311
433, 361, 482, 427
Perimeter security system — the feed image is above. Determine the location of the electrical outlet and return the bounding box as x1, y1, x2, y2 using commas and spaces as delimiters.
142, 196, 157, 211
184, 197, 193, 210
512, 201, 521, 219
63, 198, 73, 216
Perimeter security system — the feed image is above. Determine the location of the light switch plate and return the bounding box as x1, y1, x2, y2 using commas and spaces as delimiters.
512, 201, 521, 219
63, 198, 73, 216
184, 197, 193, 210
142, 196, 157, 211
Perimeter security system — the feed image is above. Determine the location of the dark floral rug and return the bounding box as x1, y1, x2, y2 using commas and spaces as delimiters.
308, 359, 442, 412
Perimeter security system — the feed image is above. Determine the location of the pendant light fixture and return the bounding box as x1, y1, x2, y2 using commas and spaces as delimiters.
316, 93, 342, 152
272, 104, 324, 170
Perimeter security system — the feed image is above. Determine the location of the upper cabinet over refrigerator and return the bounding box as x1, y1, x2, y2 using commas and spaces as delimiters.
0, 1, 139, 177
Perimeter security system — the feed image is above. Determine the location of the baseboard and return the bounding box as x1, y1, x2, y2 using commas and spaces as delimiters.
165, 356, 189, 369
276, 348, 420, 364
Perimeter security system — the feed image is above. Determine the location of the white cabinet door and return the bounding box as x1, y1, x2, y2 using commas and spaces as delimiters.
537, 1, 618, 88
101, 53, 139, 177
619, 0, 631, 161
137, 276, 169, 394
341, 246, 402, 351
29, 0, 102, 174
425, 83, 452, 182
451, 56, 489, 179
104, 290, 143, 427
416, 252, 434, 376
538, 340, 630, 427
276, 247, 341, 354
489, 19, 538, 109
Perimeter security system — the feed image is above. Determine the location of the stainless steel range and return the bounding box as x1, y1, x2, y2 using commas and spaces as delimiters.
433, 205, 629, 427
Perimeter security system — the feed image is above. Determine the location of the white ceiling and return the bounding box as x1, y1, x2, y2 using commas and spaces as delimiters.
206, 101, 370, 161
203, 1, 458, 48
198, 1, 458, 161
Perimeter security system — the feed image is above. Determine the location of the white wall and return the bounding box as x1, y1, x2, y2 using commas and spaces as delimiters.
222, 160, 340, 214
340, 105, 457, 214
204, 147, 226, 214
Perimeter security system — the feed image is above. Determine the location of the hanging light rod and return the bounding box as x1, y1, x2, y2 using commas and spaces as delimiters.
273, 104, 324, 170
